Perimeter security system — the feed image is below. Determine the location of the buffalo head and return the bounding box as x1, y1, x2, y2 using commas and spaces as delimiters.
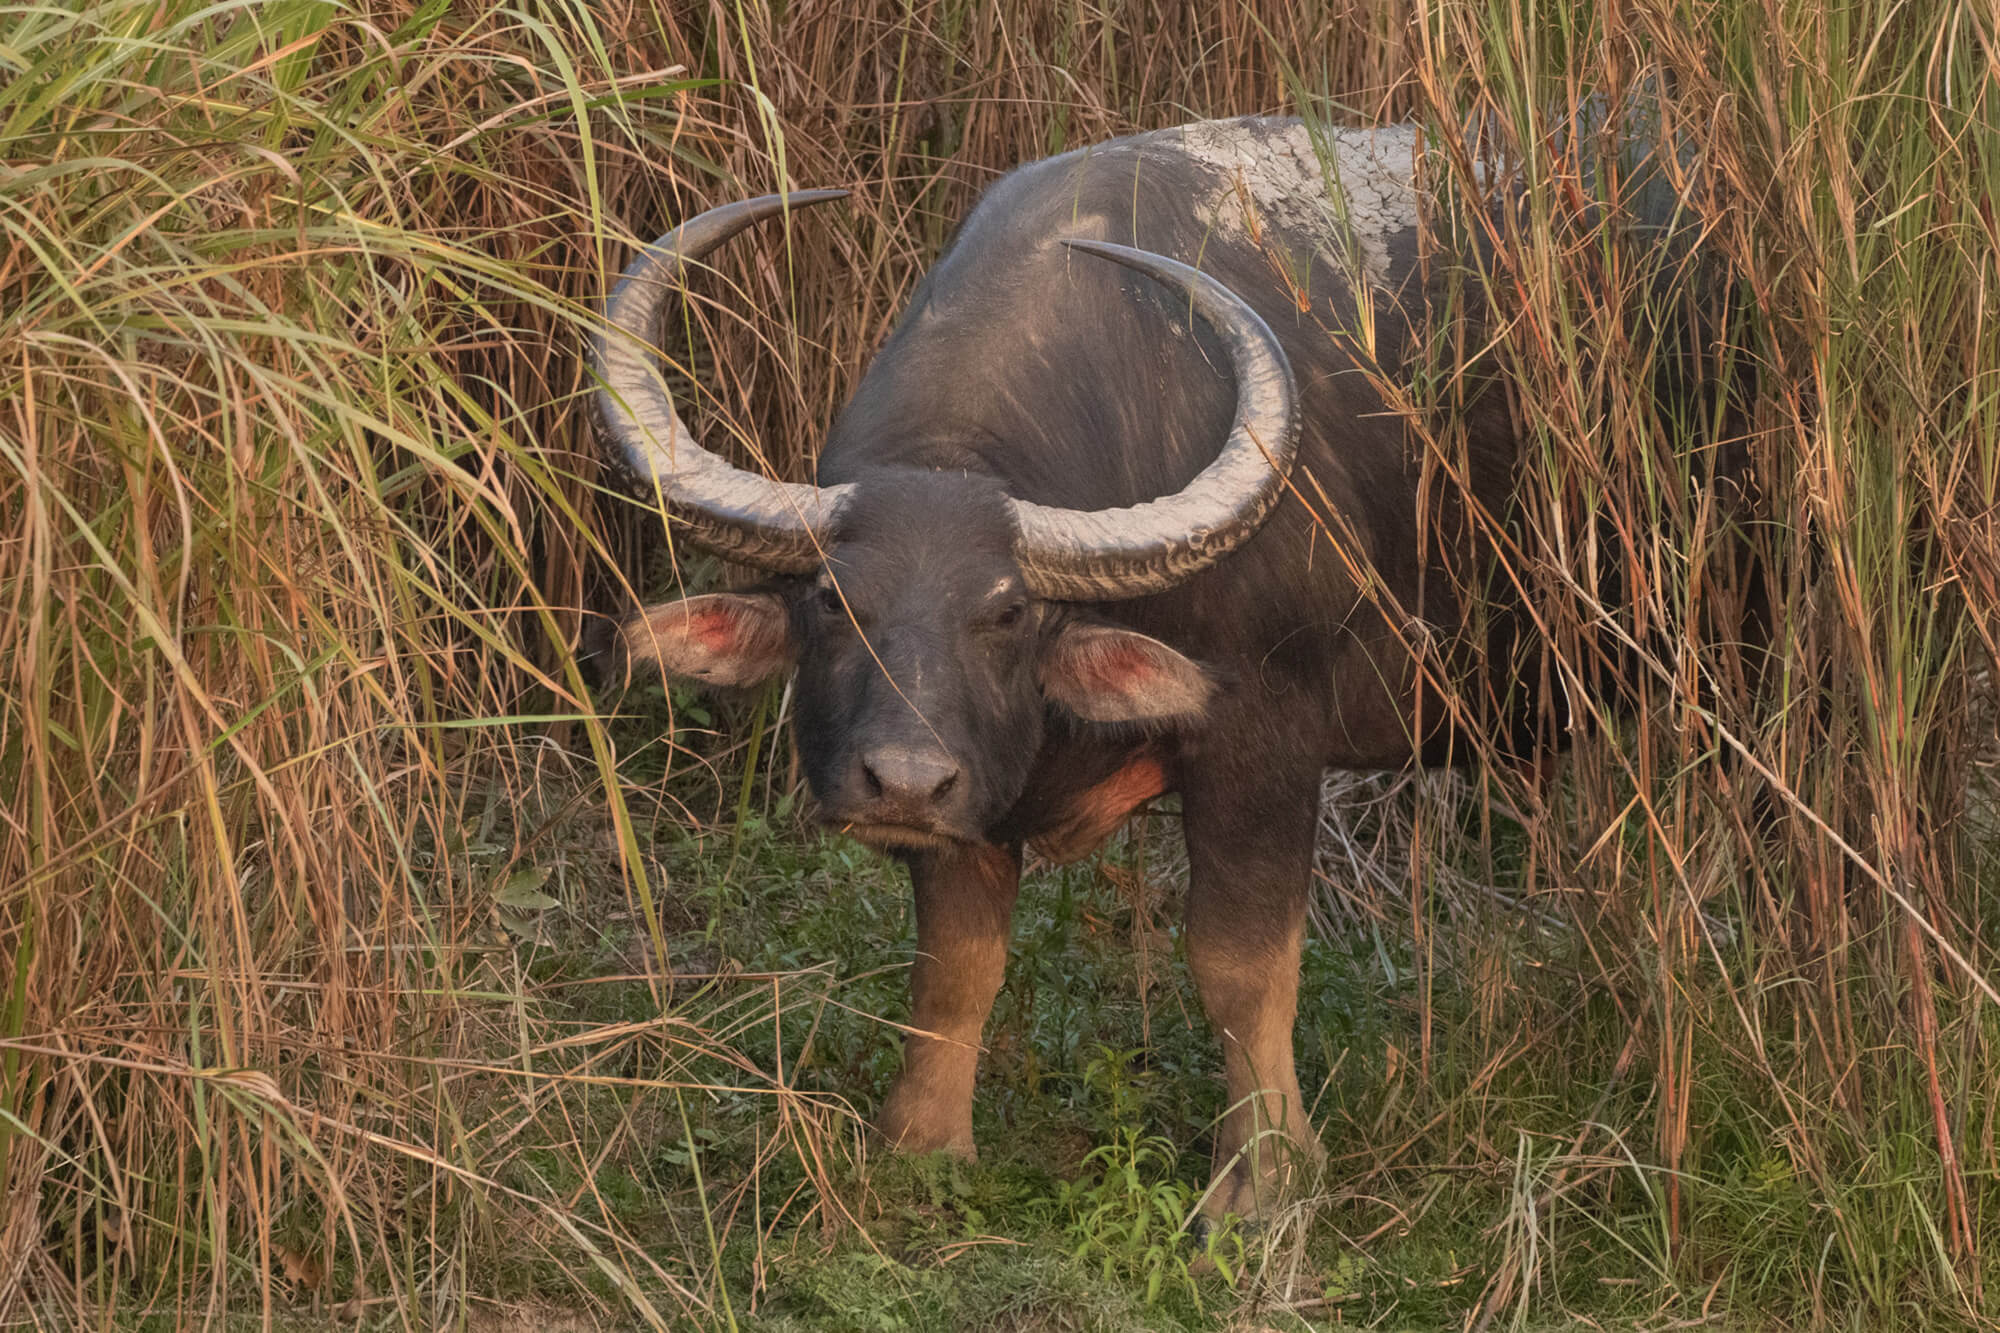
593, 192, 1300, 849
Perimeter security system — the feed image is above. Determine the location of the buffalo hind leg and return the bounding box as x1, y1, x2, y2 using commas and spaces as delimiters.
1183, 766, 1324, 1221
877, 841, 1021, 1157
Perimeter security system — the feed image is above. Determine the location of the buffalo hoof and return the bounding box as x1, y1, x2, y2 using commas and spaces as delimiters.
1199, 1133, 1325, 1223
875, 1085, 977, 1159
1187, 1209, 1268, 1262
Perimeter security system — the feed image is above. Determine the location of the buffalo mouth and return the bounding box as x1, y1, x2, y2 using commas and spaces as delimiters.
818, 815, 977, 853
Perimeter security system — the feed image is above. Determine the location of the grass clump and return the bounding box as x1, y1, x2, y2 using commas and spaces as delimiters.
1385, 0, 2000, 1323
0, 0, 782, 1322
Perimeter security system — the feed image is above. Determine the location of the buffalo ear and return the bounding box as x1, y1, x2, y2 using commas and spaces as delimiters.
1041, 622, 1212, 724
621, 592, 792, 688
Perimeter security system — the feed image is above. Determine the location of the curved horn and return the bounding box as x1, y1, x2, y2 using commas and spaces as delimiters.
593, 190, 852, 572
1013, 239, 1301, 601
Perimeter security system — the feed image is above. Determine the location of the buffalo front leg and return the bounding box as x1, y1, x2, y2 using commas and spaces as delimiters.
1182, 765, 1324, 1220
876, 841, 1021, 1157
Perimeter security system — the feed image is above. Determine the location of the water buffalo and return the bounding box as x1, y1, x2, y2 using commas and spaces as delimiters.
594, 117, 1547, 1219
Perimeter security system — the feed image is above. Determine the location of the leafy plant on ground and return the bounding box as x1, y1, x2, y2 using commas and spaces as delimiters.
1054, 1048, 1208, 1306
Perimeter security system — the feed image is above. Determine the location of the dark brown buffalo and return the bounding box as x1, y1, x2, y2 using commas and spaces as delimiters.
594, 117, 1634, 1218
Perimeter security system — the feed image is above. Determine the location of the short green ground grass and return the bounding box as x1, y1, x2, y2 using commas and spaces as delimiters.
378, 685, 1984, 1332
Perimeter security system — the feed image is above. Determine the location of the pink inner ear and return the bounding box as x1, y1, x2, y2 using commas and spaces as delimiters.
684, 607, 744, 653
1077, 639, 1155, 694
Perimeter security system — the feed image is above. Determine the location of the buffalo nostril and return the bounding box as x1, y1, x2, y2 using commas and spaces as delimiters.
862, 763, 885, 798
930, 770, 959, 800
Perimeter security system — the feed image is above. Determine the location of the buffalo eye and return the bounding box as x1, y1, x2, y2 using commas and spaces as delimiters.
991, 602, 1026, 629
816, 585, 845, 617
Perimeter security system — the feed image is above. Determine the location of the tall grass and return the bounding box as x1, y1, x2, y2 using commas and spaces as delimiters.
0, 2, 722, 1321
1396, 0, 2000, 1321
1, 0, 1995, 1327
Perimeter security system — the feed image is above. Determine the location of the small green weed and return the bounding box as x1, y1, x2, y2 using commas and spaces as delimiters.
1055, 1048, 1213, 1306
